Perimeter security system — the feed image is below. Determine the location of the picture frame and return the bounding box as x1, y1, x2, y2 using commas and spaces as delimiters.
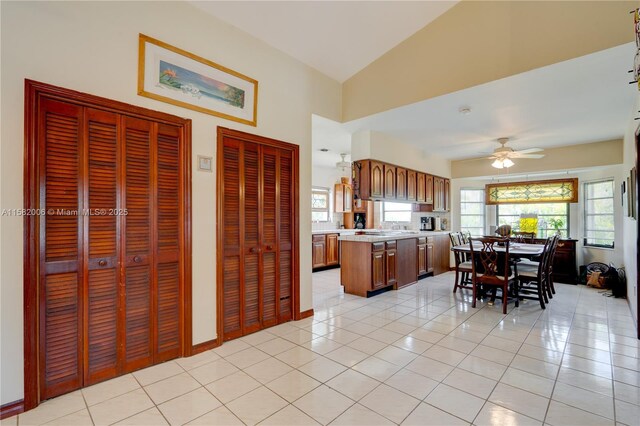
197, 155, 213, 172
631, 167, 637, 220
621, 180, 626, 208
138, 34, 258, 126
628, 177, 632, 217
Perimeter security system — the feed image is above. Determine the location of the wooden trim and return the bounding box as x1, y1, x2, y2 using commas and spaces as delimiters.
635, 126, 640, 340
0, 399, 24, 420
191, 338, 220, 355
137, 34, 258, 127
216, 127, 300, 339
485, 178, 579, 205
24, 79, 192, 409
299, 309, 314, 320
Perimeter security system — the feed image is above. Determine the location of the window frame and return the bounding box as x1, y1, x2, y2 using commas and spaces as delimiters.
460, 188, 485, 237
311, 187, 330, 222
382, 201, 412, 223
583, 178, 615, 249
496, 202, 570, 238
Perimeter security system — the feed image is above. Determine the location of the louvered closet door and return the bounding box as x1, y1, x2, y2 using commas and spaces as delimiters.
122, 116, 154, 372
242, 142, 261, 335
155, 123, 182, 362
277, 149, 293, 322
84, 108, 119, 385
261, 147, 278, 327
39, 98, 84, 400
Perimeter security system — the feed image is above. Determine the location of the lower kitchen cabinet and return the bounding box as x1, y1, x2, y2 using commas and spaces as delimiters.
385, 241, 398, 287
372, 248, 386, 289
433, 234, 451, 275
312, 233, 340, 271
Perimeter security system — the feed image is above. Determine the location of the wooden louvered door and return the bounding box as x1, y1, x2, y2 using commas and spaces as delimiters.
218, 128, 297, 341
27, 81, 190, 407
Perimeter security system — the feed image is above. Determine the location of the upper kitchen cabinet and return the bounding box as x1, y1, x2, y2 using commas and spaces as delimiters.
396, 167, 407, 200
384, 164, 396, 199
370, 160, 384, 199
425, 174, 434, 204
433, 176, 450, 212
407, 170, 417, 202
416, 172, 426, 203
334, 182, 352, 213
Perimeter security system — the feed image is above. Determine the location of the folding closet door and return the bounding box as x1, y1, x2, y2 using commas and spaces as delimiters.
261, 146, 278, 328
29, 82, 189, 404
277, 149, 293, 323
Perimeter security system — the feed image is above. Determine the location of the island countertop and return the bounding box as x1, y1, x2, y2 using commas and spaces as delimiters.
338, 230, 450, 243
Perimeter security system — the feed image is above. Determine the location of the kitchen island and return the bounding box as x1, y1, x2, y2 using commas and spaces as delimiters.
339, 231, 450, 297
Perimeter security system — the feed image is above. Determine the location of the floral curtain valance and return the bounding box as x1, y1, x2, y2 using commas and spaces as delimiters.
485, 178, 579, 205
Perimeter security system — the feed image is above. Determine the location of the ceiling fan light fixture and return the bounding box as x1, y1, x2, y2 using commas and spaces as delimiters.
492, 159, 504, 169
503, 158, 514, 168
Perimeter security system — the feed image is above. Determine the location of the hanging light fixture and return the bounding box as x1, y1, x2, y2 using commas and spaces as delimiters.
491, 157, 515, 169
336, 153, 351, 172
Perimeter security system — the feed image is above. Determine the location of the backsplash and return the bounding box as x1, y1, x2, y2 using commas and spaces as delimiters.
376, 209, 450, 231
312, 213, 344, 231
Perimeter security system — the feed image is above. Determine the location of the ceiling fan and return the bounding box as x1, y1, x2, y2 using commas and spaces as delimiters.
489, 137, 545, 169
336, 153, 351, 172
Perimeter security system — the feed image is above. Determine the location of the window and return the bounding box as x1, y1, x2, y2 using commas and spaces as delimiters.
312, 188, 330, 222
383, 202, 412, 222
497, 203, 569, 238
460, 189, 485, 236
584, 179, 615, 248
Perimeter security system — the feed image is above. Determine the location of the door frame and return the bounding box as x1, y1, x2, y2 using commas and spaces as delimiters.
23, 80, 193, 410
216, 127, 301, 343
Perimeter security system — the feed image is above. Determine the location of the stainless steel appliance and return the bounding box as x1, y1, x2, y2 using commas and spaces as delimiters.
420, 217, 435, 231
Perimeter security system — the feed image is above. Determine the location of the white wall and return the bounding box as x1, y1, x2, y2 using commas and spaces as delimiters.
622, 96, 639, 326
311, 166, 349, 229
451, 165, 627, 269
0, 1, 341, 404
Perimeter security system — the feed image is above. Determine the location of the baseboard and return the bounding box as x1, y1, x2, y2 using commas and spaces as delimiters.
1, 399, 24, 420
299, 309, 314, 319
191, 338, 220, 355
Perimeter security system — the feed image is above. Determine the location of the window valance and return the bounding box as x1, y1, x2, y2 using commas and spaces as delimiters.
486, 178, 579, 205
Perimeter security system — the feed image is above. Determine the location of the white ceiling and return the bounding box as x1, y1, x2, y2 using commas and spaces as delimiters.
342, 43, 637, 161
189, 1, 458, 82
312, 115, 352, 168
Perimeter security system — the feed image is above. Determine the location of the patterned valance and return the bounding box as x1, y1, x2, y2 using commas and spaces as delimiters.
486, 178, 579, 205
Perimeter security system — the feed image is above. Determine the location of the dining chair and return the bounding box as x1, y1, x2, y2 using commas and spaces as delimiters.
449, 232, 472, 292
515, 236, 553, 309
469, 237, 518, 314
545, 235, 560, 297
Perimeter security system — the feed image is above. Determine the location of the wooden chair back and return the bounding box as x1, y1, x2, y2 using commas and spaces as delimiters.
469, 237, 511, 287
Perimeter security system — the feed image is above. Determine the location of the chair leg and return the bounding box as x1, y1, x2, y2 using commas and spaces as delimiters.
513, 282, 519, 308
453, 268, 459, 293
502, 287, 508, 314
537, 280, 546, 309
549, 274, 556, 295
472, 280, 477, 308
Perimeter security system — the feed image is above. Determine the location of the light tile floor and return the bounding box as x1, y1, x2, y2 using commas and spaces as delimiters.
5, 270, 640, 425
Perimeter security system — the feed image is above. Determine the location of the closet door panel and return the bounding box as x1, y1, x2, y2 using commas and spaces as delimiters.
222, 141, 242, 337
155, 124, 182, 360
122, 116, 153, 371
278, 150, 293, 322
243, 142, 261, 333
85, 108, 119, 384
261, 147, 278, 327
39, 98, 83, 399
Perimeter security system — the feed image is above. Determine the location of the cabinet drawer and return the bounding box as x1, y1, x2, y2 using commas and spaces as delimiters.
426, 237, 434, 244
372, 242, 385, 252
417, 237, 426, 245
312, 234, 326, 242
386, 241, 397, 250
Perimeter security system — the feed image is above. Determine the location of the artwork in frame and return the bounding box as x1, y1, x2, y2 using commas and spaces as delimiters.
138, 34, 258, 126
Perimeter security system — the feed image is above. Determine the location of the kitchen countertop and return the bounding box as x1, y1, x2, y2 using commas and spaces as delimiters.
338, 230, 450, 242
311, 229, 357, 235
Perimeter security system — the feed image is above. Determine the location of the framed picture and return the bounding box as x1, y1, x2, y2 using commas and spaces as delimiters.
197, 155, 213, 172
628, 177, 632, 217
138, 34, 258, 126
622, 180, 626, 208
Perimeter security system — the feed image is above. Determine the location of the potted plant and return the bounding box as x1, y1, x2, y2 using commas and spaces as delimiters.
548, 218, 564, 237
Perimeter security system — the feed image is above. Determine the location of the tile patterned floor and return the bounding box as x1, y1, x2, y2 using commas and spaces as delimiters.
5, 269, 640, 425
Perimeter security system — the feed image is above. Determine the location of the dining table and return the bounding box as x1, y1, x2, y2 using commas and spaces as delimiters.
451, 242, 545, 259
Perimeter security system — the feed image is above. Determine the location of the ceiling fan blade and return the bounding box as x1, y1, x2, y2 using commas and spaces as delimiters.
514, 148, 544, 154
513, 154, 545, 159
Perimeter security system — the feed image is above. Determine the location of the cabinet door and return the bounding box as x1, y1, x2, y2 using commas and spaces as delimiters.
385, 249, 397, 286
372, 251, 385, 289
370, 161, 384, 199
432, 177, 442, 211
384, 164, 396, 199
396, 167, 407, 200
326, 234, 339, 265
407, 170, 417, 202
344, 185, 352, 213
416, 173, 426, 203
312, 235, 327, 268
444, 179, 451, 212
417, 244, 427, 276
425, 175, 434, 205
334, 183, 345, 212
427, 244, 434, 273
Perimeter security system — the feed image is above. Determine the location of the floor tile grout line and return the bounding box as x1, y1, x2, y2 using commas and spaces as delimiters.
128, 369, 173, 426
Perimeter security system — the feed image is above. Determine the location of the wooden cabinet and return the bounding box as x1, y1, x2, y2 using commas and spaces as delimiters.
371, 161, 384, 199
312, 235, 327, 268
433, 234, 451, 275
334, 183, 352, 213
533, 238, 577, 284
417, 237, 435, 276
427, 239, 435, 273
384, 164, 396, 199
407, 170, 417, 202
433, 177, 450, 212
326, 234, 339, 266
312, 233, 340, 270
372, 249, 386, 289
425, 174, 434, 204
28, 88, 189, 401
385, 241, 398, 286
417, 173, 426, 203
396, 167, 407, 200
